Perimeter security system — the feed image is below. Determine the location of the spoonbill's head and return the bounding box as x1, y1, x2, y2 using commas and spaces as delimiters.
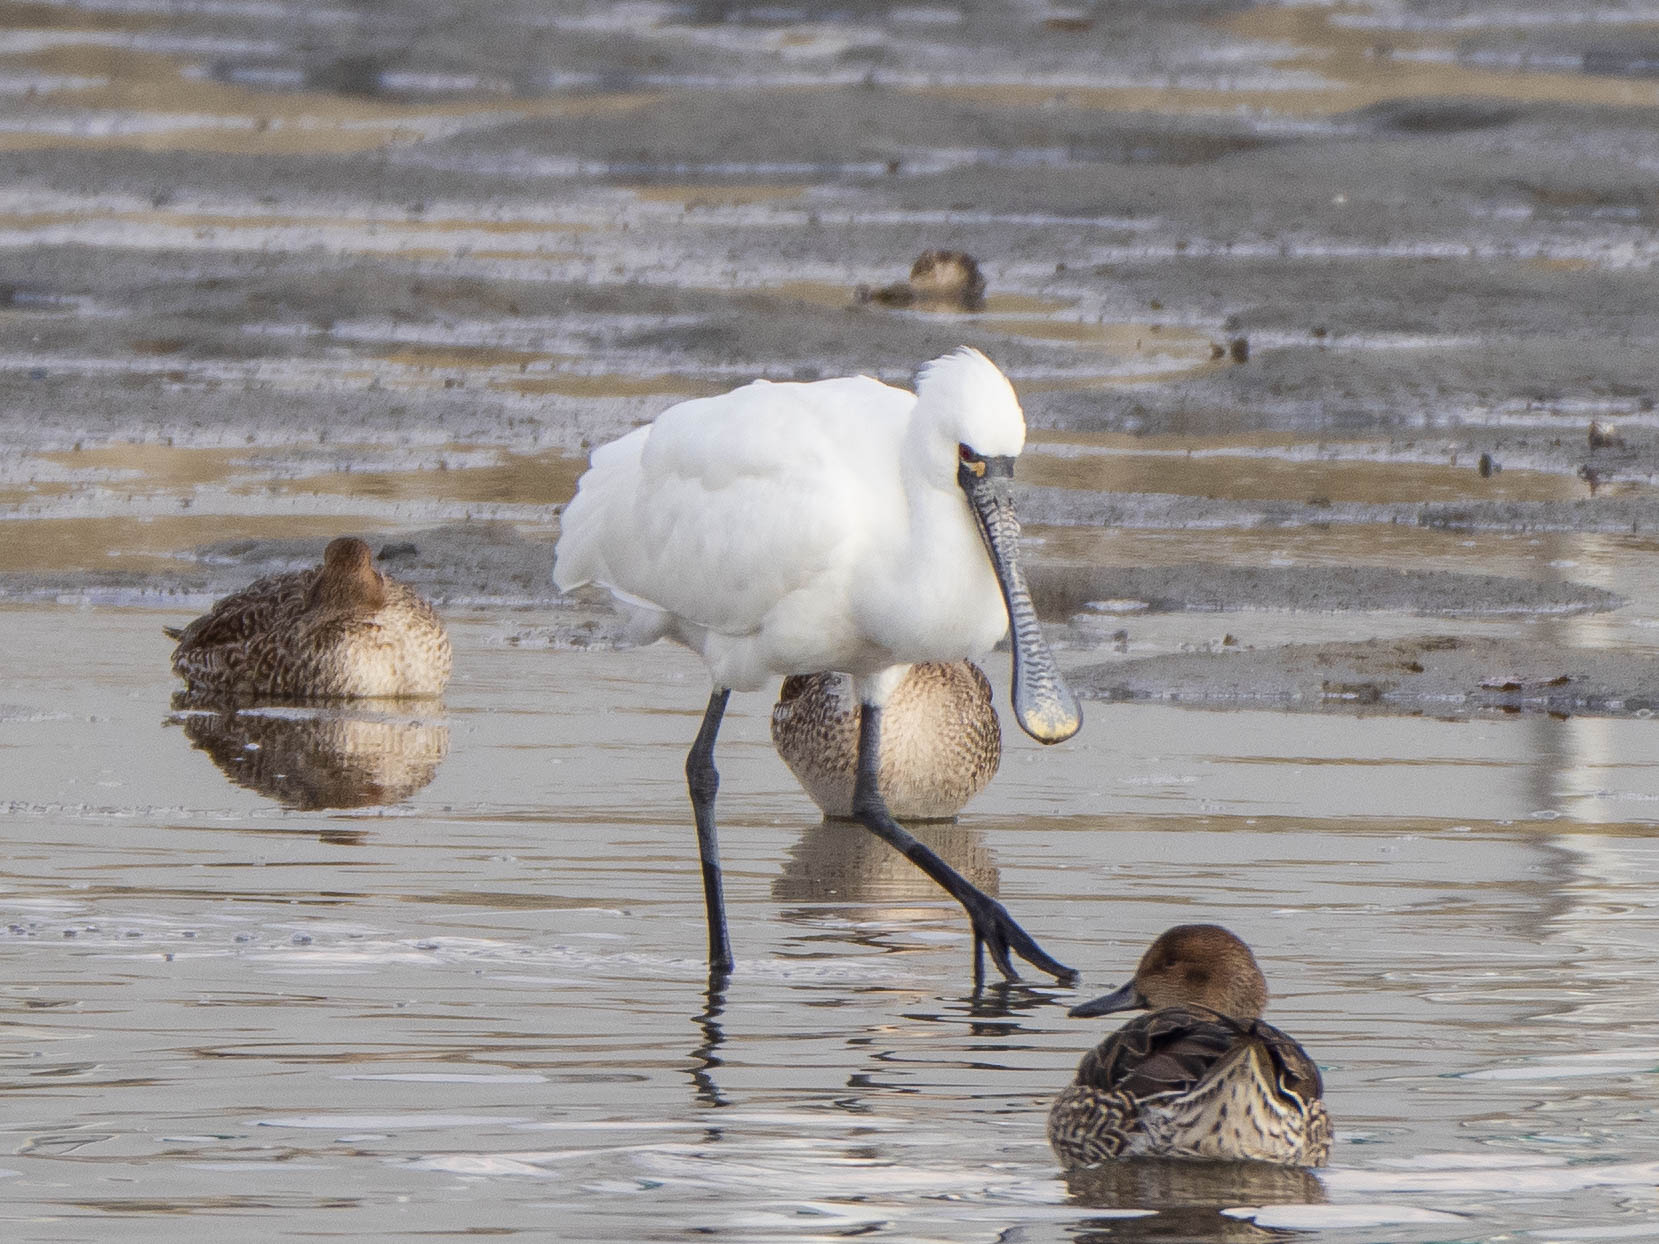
914, 346, 1026, 475
913, 349, 1082, 746
1068, 924, 1270, 1023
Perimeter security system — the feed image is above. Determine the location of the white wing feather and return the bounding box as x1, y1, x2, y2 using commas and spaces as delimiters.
555, 374, 912, 650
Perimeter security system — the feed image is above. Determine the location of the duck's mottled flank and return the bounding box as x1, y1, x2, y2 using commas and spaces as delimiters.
169, 537, 452, 700
770, 660, 1000, 821
1050, 926, 1331, 1168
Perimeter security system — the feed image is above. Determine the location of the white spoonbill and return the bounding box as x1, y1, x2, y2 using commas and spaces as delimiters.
553, 347, 1082, 984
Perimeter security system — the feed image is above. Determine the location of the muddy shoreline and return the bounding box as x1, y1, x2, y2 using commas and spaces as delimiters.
4, 0, 1659, 719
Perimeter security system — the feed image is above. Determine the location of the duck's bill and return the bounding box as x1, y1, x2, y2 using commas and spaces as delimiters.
960, 456, 1083, 744
1068, 981, 1149, 1019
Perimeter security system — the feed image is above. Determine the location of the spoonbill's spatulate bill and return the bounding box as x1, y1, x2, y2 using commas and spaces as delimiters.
553, 347, 1082, 984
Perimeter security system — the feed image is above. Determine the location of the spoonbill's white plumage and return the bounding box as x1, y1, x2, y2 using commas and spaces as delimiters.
554, 347, 1081, 983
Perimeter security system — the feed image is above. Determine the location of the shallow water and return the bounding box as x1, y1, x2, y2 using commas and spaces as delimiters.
5, 607, 1659, 1241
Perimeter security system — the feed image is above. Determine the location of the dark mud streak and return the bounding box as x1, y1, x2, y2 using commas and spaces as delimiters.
1075, 635, 1659, 720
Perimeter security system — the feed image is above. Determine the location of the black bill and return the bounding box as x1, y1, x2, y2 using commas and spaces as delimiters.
1068, 980, 1149, 1019
960, 455, 1083, 745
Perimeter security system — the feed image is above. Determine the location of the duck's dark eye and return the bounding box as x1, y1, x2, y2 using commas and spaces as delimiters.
959, 443, 977, 462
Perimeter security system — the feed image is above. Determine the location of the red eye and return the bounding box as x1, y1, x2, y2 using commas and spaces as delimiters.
959, 444, 974, 461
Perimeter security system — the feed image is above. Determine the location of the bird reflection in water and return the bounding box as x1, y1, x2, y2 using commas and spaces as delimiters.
773, 817, 1000, 957
169, 697, 448, 810
1064, 1160, 1325, 1243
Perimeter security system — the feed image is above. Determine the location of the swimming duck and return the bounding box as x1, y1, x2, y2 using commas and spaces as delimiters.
1049, 924, 1330, 1168
168, 536, 452, 700
855, 249, 987, 312
771, 661, 1000, 821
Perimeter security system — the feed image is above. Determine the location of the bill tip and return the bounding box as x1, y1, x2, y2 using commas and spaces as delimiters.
1016, 699, 1083, 744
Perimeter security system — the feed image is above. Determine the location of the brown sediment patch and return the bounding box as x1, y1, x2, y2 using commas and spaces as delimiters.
1026, 523, 1657, 587
0, 445, 587, 575
629, 184, 808, 207
286, 451, 585, 508
0, 514, 399, 574
492, 373, 728, 400
0, 39, 662, 155
919, 7, 1659, 117
1020, 445, 1593, 504
35, 444, 253, 491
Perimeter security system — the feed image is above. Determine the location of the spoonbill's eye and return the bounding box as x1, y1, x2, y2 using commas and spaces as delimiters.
958, 443, 978, 462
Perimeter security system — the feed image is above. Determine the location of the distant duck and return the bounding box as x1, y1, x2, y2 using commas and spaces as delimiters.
167, 536, 452, 700
771, 660, 1000, 821
1049, 925, 1331, 1168
856, 250, 987, 312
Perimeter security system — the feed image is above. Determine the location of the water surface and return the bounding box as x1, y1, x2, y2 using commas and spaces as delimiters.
5, 608, 1659, 1241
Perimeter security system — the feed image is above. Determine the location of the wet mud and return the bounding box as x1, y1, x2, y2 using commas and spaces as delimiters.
1077, 633, 1659, 718
4, 0, 1659, 715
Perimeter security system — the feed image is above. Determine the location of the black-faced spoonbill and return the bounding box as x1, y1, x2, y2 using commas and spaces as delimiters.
167, 536, 452, 701
1049, 925, 1331, 1167
553, 347, 1082, 984
771, 661, 1000, 821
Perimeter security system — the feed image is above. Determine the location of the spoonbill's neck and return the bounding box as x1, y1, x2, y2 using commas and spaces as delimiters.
856, 428, 1007, 664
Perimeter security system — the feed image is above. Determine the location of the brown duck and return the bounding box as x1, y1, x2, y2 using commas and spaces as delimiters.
1049, 924, 1331, 1168
168, 536, 452, 700
855, 249, 987, 312
771, 660, 1000, 821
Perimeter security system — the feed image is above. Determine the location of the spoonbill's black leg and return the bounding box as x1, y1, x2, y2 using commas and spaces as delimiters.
848, 702, 1075, 987
686, 687, 734, 975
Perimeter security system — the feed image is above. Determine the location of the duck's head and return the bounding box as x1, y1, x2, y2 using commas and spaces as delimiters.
314, 536, 387, 610
1069, 924, 1270, 1022
908, 249, 987, 310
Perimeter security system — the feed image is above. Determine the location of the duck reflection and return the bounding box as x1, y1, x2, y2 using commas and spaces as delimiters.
776, 818, 998, 905
1065, 1160, 1325, 1243
773, 817, 999, 951
170, 697, 448, 810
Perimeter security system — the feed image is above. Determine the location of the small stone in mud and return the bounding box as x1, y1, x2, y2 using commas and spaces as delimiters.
1228, 336, 1249, 363
1477, 452, 1497, 478
379, 541, 419, 561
